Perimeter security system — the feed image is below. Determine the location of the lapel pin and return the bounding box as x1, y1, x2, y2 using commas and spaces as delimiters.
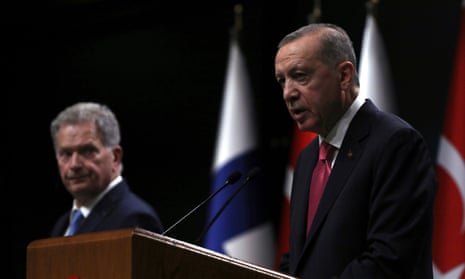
347, 150, 353, 158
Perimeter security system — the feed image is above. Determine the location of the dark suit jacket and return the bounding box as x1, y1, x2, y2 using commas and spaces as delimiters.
279, 100, 437, 278
50, 179, 164, 236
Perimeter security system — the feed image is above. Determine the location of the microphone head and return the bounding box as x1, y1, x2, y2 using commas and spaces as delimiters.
226, 171, 242, 184
246, 167, 261, 179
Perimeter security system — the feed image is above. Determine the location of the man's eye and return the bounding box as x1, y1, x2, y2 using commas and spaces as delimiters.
60, 150, 70, 157
294, 72, 306, 80
57, 151, 71, 161
81, 147, 96, 157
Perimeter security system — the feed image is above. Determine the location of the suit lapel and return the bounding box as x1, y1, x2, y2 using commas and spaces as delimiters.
77, 180, 127, 233
302, 101, 374, 250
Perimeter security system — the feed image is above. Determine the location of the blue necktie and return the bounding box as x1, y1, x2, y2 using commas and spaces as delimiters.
68, 209, 84, 236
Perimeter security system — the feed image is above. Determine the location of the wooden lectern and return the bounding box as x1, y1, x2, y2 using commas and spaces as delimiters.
27, 228, 296, 279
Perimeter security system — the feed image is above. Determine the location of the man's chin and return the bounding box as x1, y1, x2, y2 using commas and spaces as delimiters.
296, 120, 317, 133
67, 182, 89, 192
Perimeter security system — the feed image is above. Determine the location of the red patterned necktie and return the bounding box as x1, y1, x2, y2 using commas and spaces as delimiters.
306, 141, 336, 234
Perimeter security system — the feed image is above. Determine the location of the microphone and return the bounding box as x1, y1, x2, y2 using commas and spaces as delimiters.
161, 170, 242, 236
195, 167, 262, 244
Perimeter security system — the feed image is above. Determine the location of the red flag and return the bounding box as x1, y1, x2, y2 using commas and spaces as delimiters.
274, 123, 316, 267
433, 1, 465, 278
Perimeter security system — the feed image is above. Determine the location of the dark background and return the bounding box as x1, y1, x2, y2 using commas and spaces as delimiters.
7, 0, 462, 278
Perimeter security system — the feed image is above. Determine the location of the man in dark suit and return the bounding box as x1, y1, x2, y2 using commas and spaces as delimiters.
274, 23, 437, 278
49, 102, 163, 237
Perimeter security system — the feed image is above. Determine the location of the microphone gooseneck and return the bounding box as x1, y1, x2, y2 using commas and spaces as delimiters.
161, 170, 242, 236
195, 167, 262, 244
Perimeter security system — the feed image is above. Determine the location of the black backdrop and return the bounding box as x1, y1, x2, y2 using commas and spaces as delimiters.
7, 0, 462, 278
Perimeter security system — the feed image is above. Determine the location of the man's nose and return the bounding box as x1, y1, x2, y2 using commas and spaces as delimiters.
69, 152, 83, 167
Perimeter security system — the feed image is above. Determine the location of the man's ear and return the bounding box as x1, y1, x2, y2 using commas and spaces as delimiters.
338, 61, 355, 90
112, 145, 123, 164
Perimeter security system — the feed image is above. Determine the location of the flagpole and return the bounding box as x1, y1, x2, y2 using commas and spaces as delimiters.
366, 0, 379, 17
307, 0, 321, 24
358, 0, 396, 113
204, 4, 276, 268
233, 4, 243, 36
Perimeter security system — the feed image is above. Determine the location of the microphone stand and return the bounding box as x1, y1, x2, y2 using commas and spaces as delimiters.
195, 167, 261, 244
161, 171, 241, 236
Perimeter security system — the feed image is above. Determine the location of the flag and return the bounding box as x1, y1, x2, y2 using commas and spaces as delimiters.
433, 1, 465, 278
202, 29, 275, 268
358, 5, 397, 114
274, 124, 316, 267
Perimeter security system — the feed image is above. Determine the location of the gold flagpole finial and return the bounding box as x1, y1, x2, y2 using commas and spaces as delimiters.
366, 0, 380, 16
233, 4, 243, 35
308, 0, 321, 23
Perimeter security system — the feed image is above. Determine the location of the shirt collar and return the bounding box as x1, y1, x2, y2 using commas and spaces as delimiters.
72, 175, 122, 217
321, 94, 365, 149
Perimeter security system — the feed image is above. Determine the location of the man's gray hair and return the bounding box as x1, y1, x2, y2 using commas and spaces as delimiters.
278, 23, 359, 84
50, 102, 121, 151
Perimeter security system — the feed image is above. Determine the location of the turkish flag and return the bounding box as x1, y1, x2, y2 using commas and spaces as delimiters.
274, 124, 316, 268
432, 2, 465, 278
